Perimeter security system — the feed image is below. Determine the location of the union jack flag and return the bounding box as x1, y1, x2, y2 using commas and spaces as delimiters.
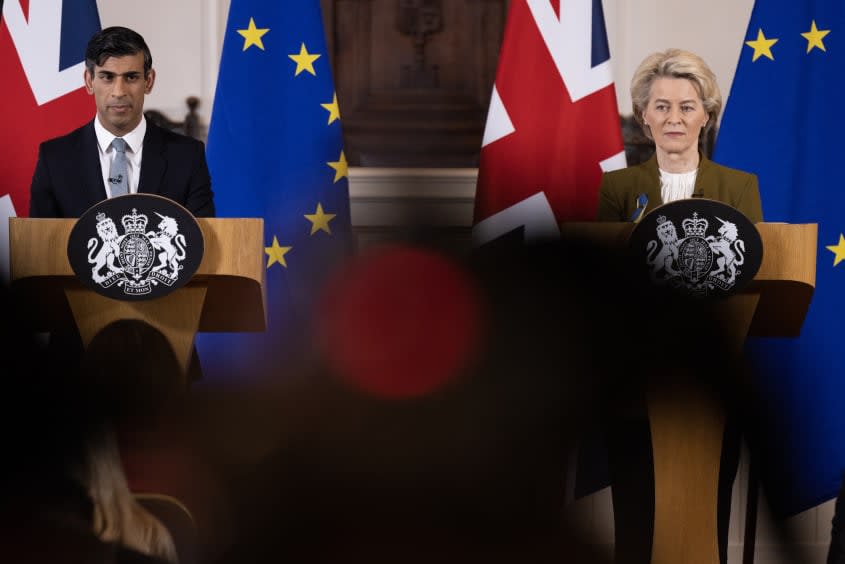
473, 0, 625, 245
0, 0, 100, 277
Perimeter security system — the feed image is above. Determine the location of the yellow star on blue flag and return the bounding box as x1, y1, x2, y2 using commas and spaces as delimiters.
265, 236, 292, 268
801, 20, 830, 53
289, 43, 321, 76
826, 234, 845, 266
745, 28, 778, 61
237, 17, 269, 51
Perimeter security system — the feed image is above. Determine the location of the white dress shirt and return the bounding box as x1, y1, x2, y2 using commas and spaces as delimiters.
93, 116, 147, 198
659, 168, 698, 203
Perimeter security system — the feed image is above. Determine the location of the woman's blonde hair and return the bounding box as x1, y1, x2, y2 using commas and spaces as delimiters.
630, 49, 721, 140
77, 320, 184, 562
85, 429, 179, 563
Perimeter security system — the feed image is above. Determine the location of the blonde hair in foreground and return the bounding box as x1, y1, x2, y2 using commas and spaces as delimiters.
84, 429, 178, 563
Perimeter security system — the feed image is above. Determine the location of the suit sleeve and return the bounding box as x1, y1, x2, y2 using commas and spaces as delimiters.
597, 173, 623, 222
736, 173, 763, 223
29, 143, 60, 218
184, 142, 215, 218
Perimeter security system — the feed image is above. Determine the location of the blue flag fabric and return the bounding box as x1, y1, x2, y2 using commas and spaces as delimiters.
715, 1, 845, 516
198, 1, 352, 381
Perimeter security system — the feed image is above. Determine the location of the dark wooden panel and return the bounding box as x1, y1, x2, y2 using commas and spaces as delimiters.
322, 0, 507, 167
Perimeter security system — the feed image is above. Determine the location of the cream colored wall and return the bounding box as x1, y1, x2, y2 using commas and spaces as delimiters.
95, 0, 228, 123
604, 0, 755, 119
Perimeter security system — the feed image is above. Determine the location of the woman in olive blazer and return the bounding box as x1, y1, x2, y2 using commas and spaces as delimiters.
597, 47, 763, 227
597, 49, 761, 564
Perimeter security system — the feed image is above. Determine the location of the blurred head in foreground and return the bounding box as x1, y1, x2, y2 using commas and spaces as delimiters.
0, 298, 181, 562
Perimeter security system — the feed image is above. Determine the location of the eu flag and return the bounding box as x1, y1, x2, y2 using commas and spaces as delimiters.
198, 1, 352, 381
715, 1, 845, 516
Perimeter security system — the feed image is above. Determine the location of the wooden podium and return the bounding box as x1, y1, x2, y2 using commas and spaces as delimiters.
9, 218, 266, 377
561, 222, 817, 564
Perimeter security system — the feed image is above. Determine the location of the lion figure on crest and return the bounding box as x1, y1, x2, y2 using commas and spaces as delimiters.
148, 214, 187, 278
646, 217, 680, 279
707, 218, 745, 283
88, 214, 123, 283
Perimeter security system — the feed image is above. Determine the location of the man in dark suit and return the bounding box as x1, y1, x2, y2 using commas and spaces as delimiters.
28, 27, 211, 384
29, 26, 214, 218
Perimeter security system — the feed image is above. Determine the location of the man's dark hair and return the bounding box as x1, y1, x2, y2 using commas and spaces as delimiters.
85, 26, 153, 76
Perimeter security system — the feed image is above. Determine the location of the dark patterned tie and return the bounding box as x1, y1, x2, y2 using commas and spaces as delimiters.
109, 137, 129, 197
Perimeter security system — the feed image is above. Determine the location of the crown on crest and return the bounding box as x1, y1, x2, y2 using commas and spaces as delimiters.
682, 212, 708, 238
655, 215, 676, 235
122, 208, 148, 234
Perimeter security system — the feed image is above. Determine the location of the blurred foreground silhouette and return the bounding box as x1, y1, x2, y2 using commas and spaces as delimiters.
179, 235, 741, 563
1, 234, 813, 562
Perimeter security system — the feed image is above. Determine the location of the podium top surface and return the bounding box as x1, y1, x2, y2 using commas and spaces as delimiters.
9, 217, 266, 332
558, 222, 817, 337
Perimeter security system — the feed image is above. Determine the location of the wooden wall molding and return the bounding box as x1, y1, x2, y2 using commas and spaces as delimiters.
323, 0, 507, 167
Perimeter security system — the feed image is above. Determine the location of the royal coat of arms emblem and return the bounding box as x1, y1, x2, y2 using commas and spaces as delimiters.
88, 208, 187, 295
68, 194, 204, 301
630, 199, 762, 298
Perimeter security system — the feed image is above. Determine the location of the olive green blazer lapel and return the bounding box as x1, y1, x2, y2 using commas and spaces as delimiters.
694, 154, 717, 200
639, 155, 664, 216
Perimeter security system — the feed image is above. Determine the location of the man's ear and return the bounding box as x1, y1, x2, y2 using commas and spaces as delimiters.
84, 69, 94, 94
144, 68, 156, 95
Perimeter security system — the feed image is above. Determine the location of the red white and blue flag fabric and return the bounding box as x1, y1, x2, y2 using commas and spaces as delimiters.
0, 0, 99, 277
473, 0, 625, 245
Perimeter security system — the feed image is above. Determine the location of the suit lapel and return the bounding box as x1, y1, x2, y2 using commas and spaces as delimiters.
138, 123, 166, 195
81, 121, 107, 207
693, 154, 714, 199
641, 155, 663, 216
